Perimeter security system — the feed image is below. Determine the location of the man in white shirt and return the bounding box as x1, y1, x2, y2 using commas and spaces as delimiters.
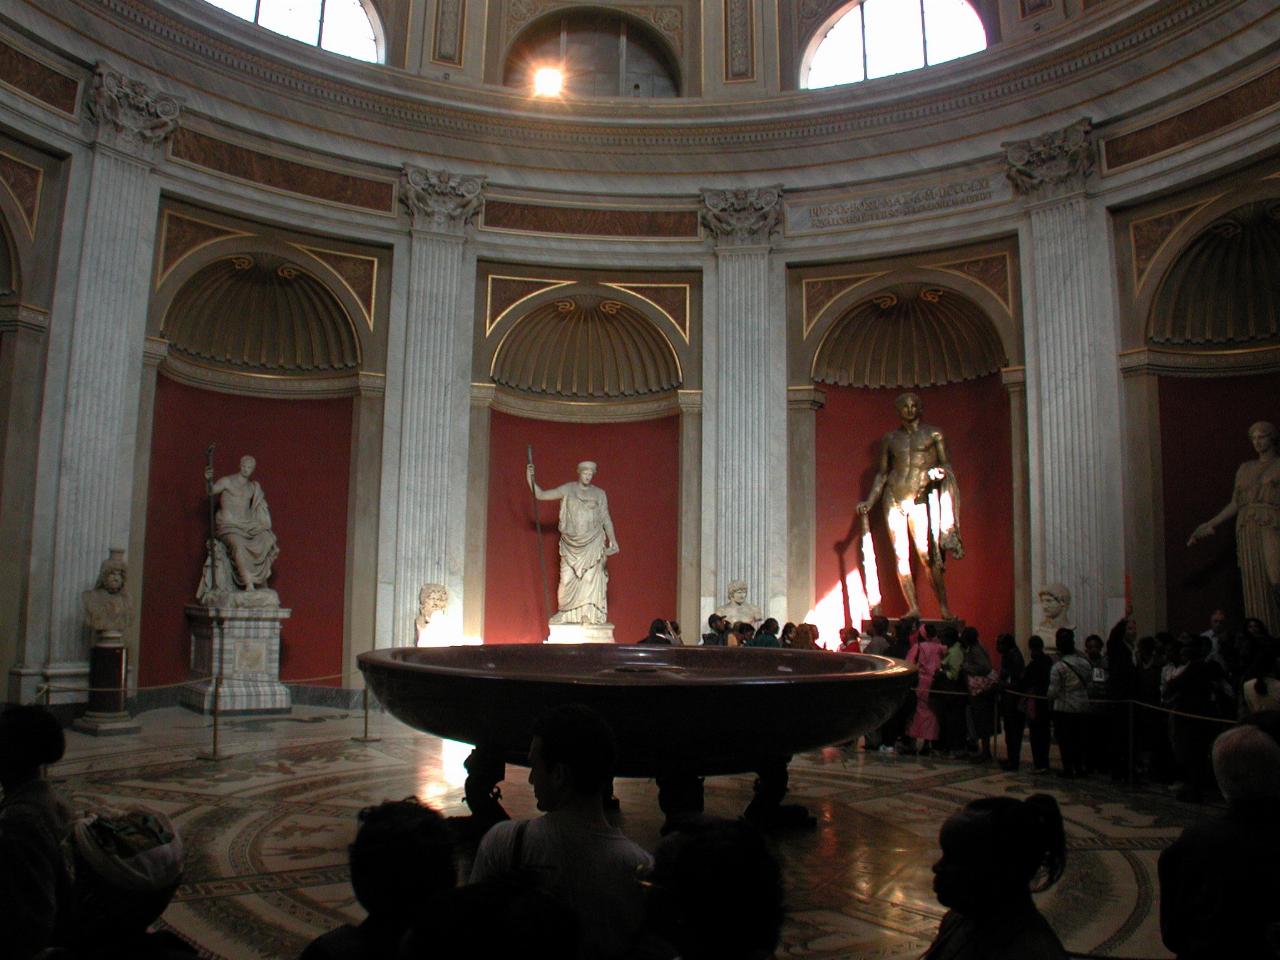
470, 704, 652, 960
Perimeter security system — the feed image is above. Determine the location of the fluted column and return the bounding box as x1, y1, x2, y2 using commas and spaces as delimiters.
393, 167, 485, 647
1008, 120, 1126, 635
47, 65, 178, 693
701, 186, 788, 618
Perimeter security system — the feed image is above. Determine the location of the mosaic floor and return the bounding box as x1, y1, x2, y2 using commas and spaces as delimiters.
48, 706, 1197, 960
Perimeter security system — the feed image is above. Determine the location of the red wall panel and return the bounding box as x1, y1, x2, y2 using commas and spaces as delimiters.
140, 376, 352, 687
1160, 372, 1280, 632
814, 379, 1014, 650
485, 411, 680, 645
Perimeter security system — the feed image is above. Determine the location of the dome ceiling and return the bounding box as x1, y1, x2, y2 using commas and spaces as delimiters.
492, 295, 681, 399
1149, 200, 1280, 347
813, 284, 1006, 388
163, 254, 360, 374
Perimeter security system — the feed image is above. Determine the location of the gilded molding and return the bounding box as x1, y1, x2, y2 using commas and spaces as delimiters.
85, 62, 180, 162
1003, 118, 1095, 198
0, 302, 50, 334
701, 185, 783, 247
1119, 344, 1280, 378
399, 166, 486, 235
489, 386, 683, 422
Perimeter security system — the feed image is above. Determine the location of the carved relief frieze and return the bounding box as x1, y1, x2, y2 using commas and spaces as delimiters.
399, 166, 486, 235
504, 2, 684, 55
433, 0, 465, 65
701, 185, 783, 247
724, 0, 755, 81
85, 63, 180, 162
1003, 118, 1095, 198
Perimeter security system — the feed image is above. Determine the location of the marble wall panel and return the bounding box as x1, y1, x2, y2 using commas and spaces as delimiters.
0, 151, 41, 239
0, 38, 79, 115
156, 211, 251, 285
1104, 65, 1280, 171
432, 0, 465, 65
481, 200, 700, 238
295, 246, 379, 330
168, 129, 397, 213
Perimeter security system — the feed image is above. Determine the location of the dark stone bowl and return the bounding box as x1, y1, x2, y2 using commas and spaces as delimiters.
359, 644, 916, 777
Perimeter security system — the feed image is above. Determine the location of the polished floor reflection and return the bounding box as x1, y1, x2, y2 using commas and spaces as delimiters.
48, 706, 1193, 959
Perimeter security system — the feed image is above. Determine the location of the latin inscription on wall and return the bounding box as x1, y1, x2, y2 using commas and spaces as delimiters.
787, 177, 1001, 234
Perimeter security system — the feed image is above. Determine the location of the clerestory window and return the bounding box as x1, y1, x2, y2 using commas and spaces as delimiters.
802, 0, 986, 89
202, 0, 384, 63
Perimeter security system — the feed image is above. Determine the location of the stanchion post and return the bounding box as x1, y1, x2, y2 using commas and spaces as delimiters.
44, 684, 52, 707
198, 613, 228, 762
351, 686, 382, 743
1127, 699, 1136, 786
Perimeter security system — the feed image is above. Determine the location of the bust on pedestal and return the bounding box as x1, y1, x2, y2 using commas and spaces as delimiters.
182, 453, 291, 715
74, 549, 141, 735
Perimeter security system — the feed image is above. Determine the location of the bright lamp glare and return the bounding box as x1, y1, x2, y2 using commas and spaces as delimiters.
533, 67, 563, 96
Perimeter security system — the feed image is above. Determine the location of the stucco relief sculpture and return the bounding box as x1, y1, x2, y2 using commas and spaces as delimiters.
1033, 583, 1073, 648
1188, 420, 1280, 634
700, 186, 784, 245
715, 580, 763, 627
856, 392, 963, 620
82, 548, 130, 635
85, 63, 181, 159
526, 460, 619, 625
399, 165, 486, 233
198, 455, 280, 608
1002, 118, 1094, 196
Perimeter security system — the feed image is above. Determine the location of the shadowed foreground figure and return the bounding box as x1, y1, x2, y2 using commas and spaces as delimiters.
1158, 723, 1280, 960
924, 794, 1068, 960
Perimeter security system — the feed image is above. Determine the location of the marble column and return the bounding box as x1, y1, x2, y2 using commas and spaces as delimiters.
786, 386, 825, 624
47, 65, 178, 701
392, 167, 485, 648
1008, 120, 1126, 636
676, 389, 703, 641
700, 187, 788, 619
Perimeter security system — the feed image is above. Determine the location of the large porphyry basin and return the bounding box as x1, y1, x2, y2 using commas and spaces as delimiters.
359, 644, 915, 777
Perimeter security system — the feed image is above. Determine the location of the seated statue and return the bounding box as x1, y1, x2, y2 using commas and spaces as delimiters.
198, 455, 280, 608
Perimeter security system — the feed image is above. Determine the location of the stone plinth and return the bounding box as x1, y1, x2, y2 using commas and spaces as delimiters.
182, 605, 292, 715
74, 631, 140, 736
546, 623, 615, 644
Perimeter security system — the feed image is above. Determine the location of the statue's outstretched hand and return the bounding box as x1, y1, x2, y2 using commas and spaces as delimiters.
606, 543, 620, 556
856, 501, 871, 516
1187, 523, 1214, 547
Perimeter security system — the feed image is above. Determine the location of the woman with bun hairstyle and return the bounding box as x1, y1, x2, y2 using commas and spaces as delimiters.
924, 793, 1068, 959
0, 705, 73, 959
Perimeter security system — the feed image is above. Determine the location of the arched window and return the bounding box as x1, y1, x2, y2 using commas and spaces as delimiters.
802, 0, 985, 89
203, 0, 384, 63
504, 11, 680, 98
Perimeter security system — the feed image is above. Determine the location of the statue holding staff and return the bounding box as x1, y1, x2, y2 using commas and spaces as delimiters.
856, 392, 963, 619
526, 460, 619, 625
199, 453, 279, 605
1188, 420, 1280, 634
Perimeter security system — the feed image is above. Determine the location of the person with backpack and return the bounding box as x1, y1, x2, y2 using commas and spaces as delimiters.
1046, 629, 1092, 778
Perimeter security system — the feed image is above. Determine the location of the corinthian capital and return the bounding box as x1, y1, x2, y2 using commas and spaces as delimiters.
1003, 119, 1095, 198
85, 63, 181, 161
700, 185, 783, 247
400, 166, 486, 235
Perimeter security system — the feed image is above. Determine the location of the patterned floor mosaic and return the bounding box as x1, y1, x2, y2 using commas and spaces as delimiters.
48, 707, 1199, 959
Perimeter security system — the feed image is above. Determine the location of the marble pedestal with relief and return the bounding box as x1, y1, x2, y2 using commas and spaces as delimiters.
182, 606, 292, 714
546, 623, 615, 644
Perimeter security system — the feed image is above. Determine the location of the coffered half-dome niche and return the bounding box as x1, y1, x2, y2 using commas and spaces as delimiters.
162, 254, 361, 375
813, 283, 1007, 387
491, 293, 682, 399
1148, 200, 1280, 347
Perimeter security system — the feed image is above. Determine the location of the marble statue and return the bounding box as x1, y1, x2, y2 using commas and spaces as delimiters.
1188, 420, 1280, 634
856, 392, 963, 620
415, 582, 448, 631
82, 548, 130, 634
199, 455, 280, 607
1033, 583, 1073, 648
527, 460, 619, 625
715, 580, 763, 627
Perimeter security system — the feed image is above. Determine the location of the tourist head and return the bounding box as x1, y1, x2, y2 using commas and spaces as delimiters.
780, 622, 796, 644
1028, 634, 1045, 655
734, 622, 756, 644
576, 460, 597, 484
1209, 609, 1228, 634
649, 618, 669, 637
643, 816, 783, 960
960, 626, 979, 649
996, 633, 1016, 654
1085, 634, 1104, 661
1244, 617, 1270, 639
0, 703, 65, 790
1055, 628, 1075, 655
871, 615, 890, 637
1212, 724, 1280, 802
932, 795, 1065, 914
67, 808, 184, 944
1179, 631, 1205, 661
760, 618, 779, 636
1248, 420, 1277, 454
349, 798, 455, 926
529, 703, 617, 809
940, 625, 960, 647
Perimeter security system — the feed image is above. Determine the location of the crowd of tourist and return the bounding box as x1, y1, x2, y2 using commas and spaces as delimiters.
5, 610, 1280, 960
